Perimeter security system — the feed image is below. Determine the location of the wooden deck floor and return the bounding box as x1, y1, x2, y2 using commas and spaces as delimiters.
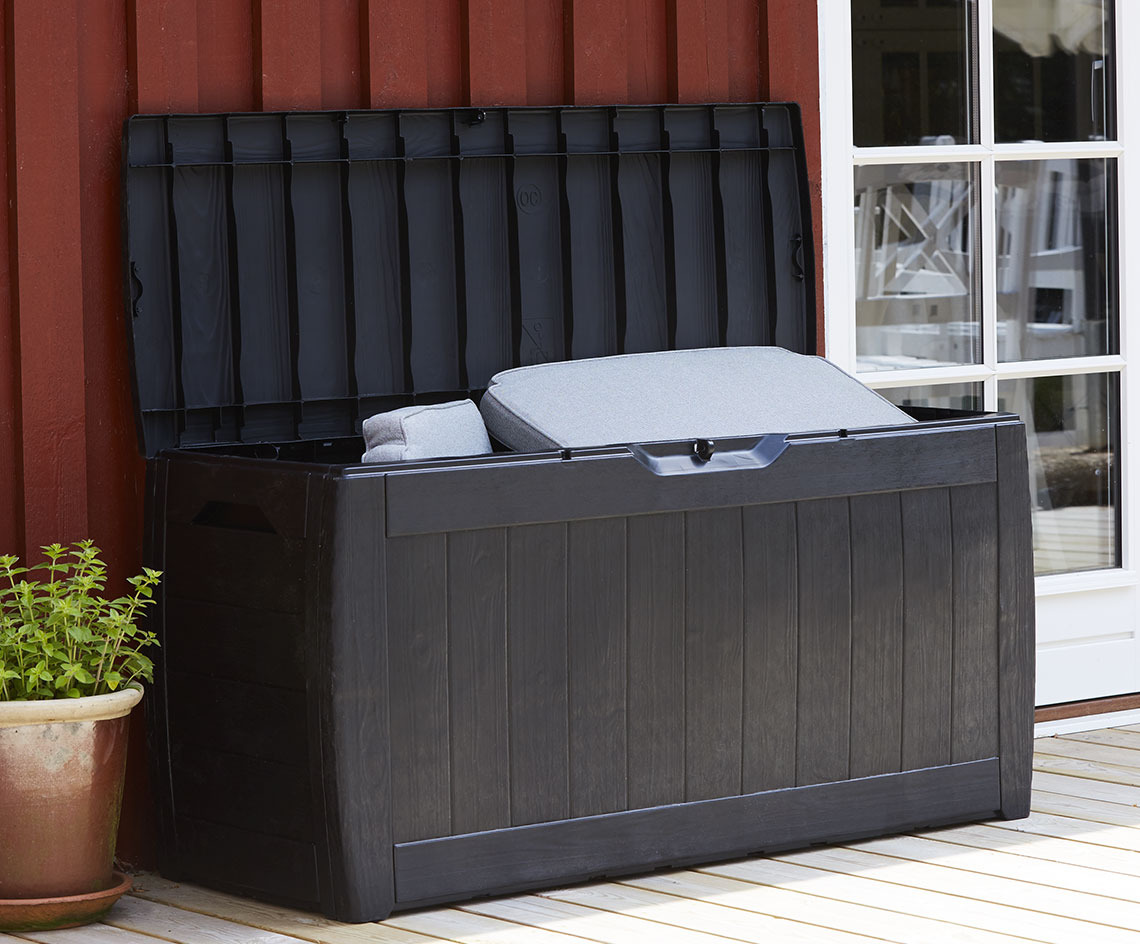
9, 726, 1140, 944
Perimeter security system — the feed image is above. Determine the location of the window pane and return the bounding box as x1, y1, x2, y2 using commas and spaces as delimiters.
994, 0, 1114, 143
881, 382, 983, 411
998, 373, 1119, 575
996, 159, 1117, 362
854, 163, 980, 372
852, 0, 974, 146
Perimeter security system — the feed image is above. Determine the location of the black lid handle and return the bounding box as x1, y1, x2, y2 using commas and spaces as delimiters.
791, 235, 805, 282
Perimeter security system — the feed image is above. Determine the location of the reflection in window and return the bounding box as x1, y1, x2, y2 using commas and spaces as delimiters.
852, 0, 973, 146
998, 374, 1119, 575
881, 382, 983, 413
854, 163, 980, 372
996, 159, 1117, 362
994, 0, 1114, 142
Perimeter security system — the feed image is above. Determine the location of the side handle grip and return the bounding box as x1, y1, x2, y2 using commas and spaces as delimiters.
191, 501, 277, 534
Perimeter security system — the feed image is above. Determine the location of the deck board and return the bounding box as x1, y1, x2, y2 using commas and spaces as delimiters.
696, 857, 1134, 944
15, 927, 161, 944
841, 832, 1140, 901
985, 809, 1140, 852
1035, 736, 1140, 770
506, 884, 874, 944
1060, 728, 1140, 751
618, 870, 1027, 943
461, 894, 805, 944
102, 897, 314, 944
35, 726, 1140, 943
932, 821, 1140, 877
1032, 789, 1140, 827
1033, 752, 1140, 787
771, 844, 1140, 930
1030, 769, 1140, 804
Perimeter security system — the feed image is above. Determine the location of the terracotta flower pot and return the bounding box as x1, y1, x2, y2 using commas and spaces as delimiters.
0, 686, 141, 929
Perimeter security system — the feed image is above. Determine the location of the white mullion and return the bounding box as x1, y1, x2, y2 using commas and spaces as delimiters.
855, 365, 991, 390
982, 373, 999, 413
853, 145, 987, 166
994, 141, 1123, 161
849, 338, 1126, 395
1115, 0, 1134, 573
994, 355, 1125, 380
1119, 0, 1131, 369
1120, 361, 1132, 571
980, 158, 998, 409
1037, 569, 1138, 596
819, 0, 857, 371
977, 0, 998, 409
976, 0, 995, 150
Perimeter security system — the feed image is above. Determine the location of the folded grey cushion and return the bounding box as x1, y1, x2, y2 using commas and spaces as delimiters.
361, 400, 493, 462
480, 347, 915, 451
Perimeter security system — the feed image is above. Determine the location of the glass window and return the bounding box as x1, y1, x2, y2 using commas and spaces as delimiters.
993, 0, 1114, 142
851, 0, 974, 146
836, 0, 1132, 704
881, 382, 984, 412
844, 0, 1122, 581
854, 162, 980, 371
995, 158, 1118, 361
998, 373, 1119, 575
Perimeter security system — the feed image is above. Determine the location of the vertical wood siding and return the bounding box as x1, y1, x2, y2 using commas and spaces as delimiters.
0, 0, 821, 865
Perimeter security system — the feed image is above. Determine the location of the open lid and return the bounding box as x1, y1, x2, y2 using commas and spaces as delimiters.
122, 103, 816, 456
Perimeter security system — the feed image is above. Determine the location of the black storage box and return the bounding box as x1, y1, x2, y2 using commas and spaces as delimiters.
124, 104, 1035, 922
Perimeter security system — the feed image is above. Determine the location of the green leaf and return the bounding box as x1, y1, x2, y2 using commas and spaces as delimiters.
0, 541, 162, 702
66, 623, 94, 644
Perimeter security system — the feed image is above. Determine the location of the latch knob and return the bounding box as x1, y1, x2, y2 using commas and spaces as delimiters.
693, 438, 715, 463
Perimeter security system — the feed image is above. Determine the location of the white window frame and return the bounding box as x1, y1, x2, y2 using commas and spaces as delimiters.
819, 0, 1138, 602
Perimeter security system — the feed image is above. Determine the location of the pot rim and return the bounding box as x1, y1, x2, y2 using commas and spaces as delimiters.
0, 684, 142, 728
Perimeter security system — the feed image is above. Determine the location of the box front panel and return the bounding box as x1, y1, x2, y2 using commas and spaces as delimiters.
383, 484, 1002, 844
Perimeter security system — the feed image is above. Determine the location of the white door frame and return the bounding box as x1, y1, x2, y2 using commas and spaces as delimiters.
817, 0, 1140, 705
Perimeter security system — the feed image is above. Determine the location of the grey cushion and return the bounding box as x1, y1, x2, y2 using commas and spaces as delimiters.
361, 399, 493, 463
480, 347, 915, 451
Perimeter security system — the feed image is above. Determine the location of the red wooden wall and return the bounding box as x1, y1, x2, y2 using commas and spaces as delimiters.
0, 0, 821, 866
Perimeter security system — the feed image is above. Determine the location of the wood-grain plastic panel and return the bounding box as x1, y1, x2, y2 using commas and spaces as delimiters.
385, 426, 997, 536
393, 759, 1001, 906
626, 513, 686, 808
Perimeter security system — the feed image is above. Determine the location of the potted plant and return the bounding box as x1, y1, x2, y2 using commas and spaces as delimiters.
0, 540, 160, 931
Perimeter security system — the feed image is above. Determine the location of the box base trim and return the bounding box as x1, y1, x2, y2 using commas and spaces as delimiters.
393, 757, 1002, 908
